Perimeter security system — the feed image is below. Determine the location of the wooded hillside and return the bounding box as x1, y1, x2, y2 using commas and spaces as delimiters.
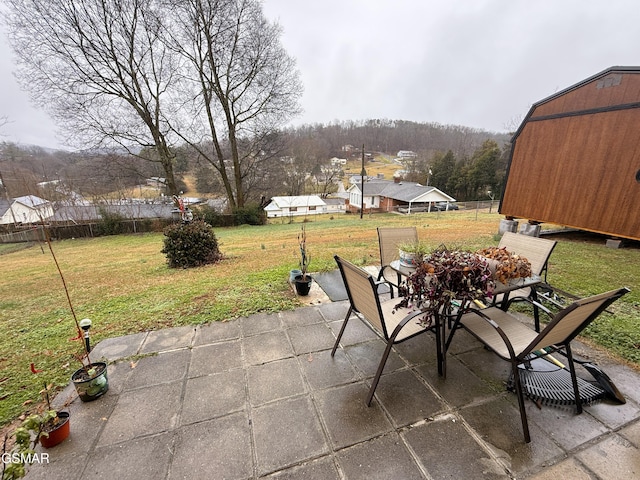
1, 119, 510, 204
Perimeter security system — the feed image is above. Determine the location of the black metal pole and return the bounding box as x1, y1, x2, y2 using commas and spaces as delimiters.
360, 144, 365, 219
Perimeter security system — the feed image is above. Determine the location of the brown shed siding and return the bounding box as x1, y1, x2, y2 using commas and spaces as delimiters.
501, 67, 640, 241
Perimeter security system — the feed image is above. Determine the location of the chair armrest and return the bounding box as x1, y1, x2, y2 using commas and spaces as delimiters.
379, 265, 402, 287
388, 308, 430, 341
504, 295, 554, 320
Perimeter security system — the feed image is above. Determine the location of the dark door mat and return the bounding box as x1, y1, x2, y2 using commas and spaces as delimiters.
314, 270, 348, 301
314, 268, 389, 302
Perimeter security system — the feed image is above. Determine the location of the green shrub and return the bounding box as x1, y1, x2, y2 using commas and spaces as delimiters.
96, 207, 126, 236
161, 220, 223, 268
194, 204, 225, 226
232, 203, 266, 226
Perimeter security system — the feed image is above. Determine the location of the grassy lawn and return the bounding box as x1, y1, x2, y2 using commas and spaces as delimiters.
0, 210, 638, 426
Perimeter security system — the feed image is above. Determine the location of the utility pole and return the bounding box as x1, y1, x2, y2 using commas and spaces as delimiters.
360, 144, 366, 219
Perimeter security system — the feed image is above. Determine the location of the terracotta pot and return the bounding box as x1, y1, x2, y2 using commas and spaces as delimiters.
39, 411, 70, 449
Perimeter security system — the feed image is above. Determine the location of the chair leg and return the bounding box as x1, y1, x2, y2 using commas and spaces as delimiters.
531, 289, 541, 332
331, 307, 353, 357
366, 339, 395, 406
565, 344, 583, 414
511, 363, 531, 443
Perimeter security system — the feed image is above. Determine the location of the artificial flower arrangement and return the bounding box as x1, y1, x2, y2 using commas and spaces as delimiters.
395, 246, 495, 327
395, 245, 532, 327
475, 246, 532, 284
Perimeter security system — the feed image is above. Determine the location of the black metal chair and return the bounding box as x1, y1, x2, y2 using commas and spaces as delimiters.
376, 226, 418, 298
448, 287, 630, 443
332, 255, 431, 406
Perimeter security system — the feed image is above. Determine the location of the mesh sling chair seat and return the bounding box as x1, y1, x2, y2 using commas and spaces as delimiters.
492, 232, 558, 329
447, 287, 629, 443
376, 226, 418, 298
332, 255, 431, 406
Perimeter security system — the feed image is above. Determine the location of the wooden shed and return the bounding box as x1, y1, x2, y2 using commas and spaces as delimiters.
500, 66, 640, 241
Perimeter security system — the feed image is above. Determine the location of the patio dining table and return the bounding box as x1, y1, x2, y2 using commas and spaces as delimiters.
388, 259, 542, 377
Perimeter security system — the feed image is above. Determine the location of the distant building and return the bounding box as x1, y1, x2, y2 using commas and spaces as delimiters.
396, 150, 417, 159
322, 197, 347, 215
329, 157, 347, 166
346, 179, 455, 214
0, 195, 54, 225
146, 177, 167, 188
263, 195, 345, 218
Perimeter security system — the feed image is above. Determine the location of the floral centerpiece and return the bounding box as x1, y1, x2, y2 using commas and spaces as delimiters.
395, 245, 533, 327
475, 246, 532, 283
396, 247, 495, 327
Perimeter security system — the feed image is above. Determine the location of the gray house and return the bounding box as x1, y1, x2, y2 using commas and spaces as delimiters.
346, 179, 455, 213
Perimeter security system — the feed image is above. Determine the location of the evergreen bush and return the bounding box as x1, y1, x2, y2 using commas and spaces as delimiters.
232, 203, 266, 225
194, 204, 225, 226
161, 220, 223, 268
95, 207, 126, 236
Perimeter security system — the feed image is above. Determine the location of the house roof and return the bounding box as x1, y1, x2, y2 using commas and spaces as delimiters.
49, 204, 175, 222
348, 180, 455, 203
267, 196, 326, 209
14, 195, 50, 208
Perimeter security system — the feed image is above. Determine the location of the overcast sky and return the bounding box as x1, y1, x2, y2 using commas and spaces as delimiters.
1, 0, 639, 150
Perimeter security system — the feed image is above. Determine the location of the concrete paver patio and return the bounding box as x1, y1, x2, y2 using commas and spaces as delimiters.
24, 298, 640, 479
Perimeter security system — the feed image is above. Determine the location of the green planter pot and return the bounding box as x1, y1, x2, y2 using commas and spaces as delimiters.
71, 362, 109, 402
289, 269, 302, 283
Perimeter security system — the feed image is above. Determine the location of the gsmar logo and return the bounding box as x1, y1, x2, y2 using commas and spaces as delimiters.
2, 452, 50, 465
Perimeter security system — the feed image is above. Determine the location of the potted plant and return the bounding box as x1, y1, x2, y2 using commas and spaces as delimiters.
398, 240, 431, 267
293, 224, 313, 296
42, 228, 109, 402
1, 365, 71, 479
1, 408, 70, 479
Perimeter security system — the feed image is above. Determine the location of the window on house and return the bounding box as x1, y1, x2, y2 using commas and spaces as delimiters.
289, 207, 298, 212
309, 206, 316, 211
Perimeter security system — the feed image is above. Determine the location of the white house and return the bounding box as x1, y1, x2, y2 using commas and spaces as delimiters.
0, 195, 54, 225
263, 195, 328, 218
397, 150, 417, 159
330, 157, 347, 166
346, 179, 455, 213
322, 197, 347, 215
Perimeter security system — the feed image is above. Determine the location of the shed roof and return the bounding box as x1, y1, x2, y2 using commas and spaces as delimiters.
512, 66, 640, 142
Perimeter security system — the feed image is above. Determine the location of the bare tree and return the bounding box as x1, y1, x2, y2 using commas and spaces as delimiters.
165, 0, 303, 209
5, 0, 181, 196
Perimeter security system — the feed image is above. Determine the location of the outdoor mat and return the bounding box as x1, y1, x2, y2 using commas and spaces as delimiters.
314, 270, 348, 301
508, 356, 625, 408
314, 268, 389, 302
